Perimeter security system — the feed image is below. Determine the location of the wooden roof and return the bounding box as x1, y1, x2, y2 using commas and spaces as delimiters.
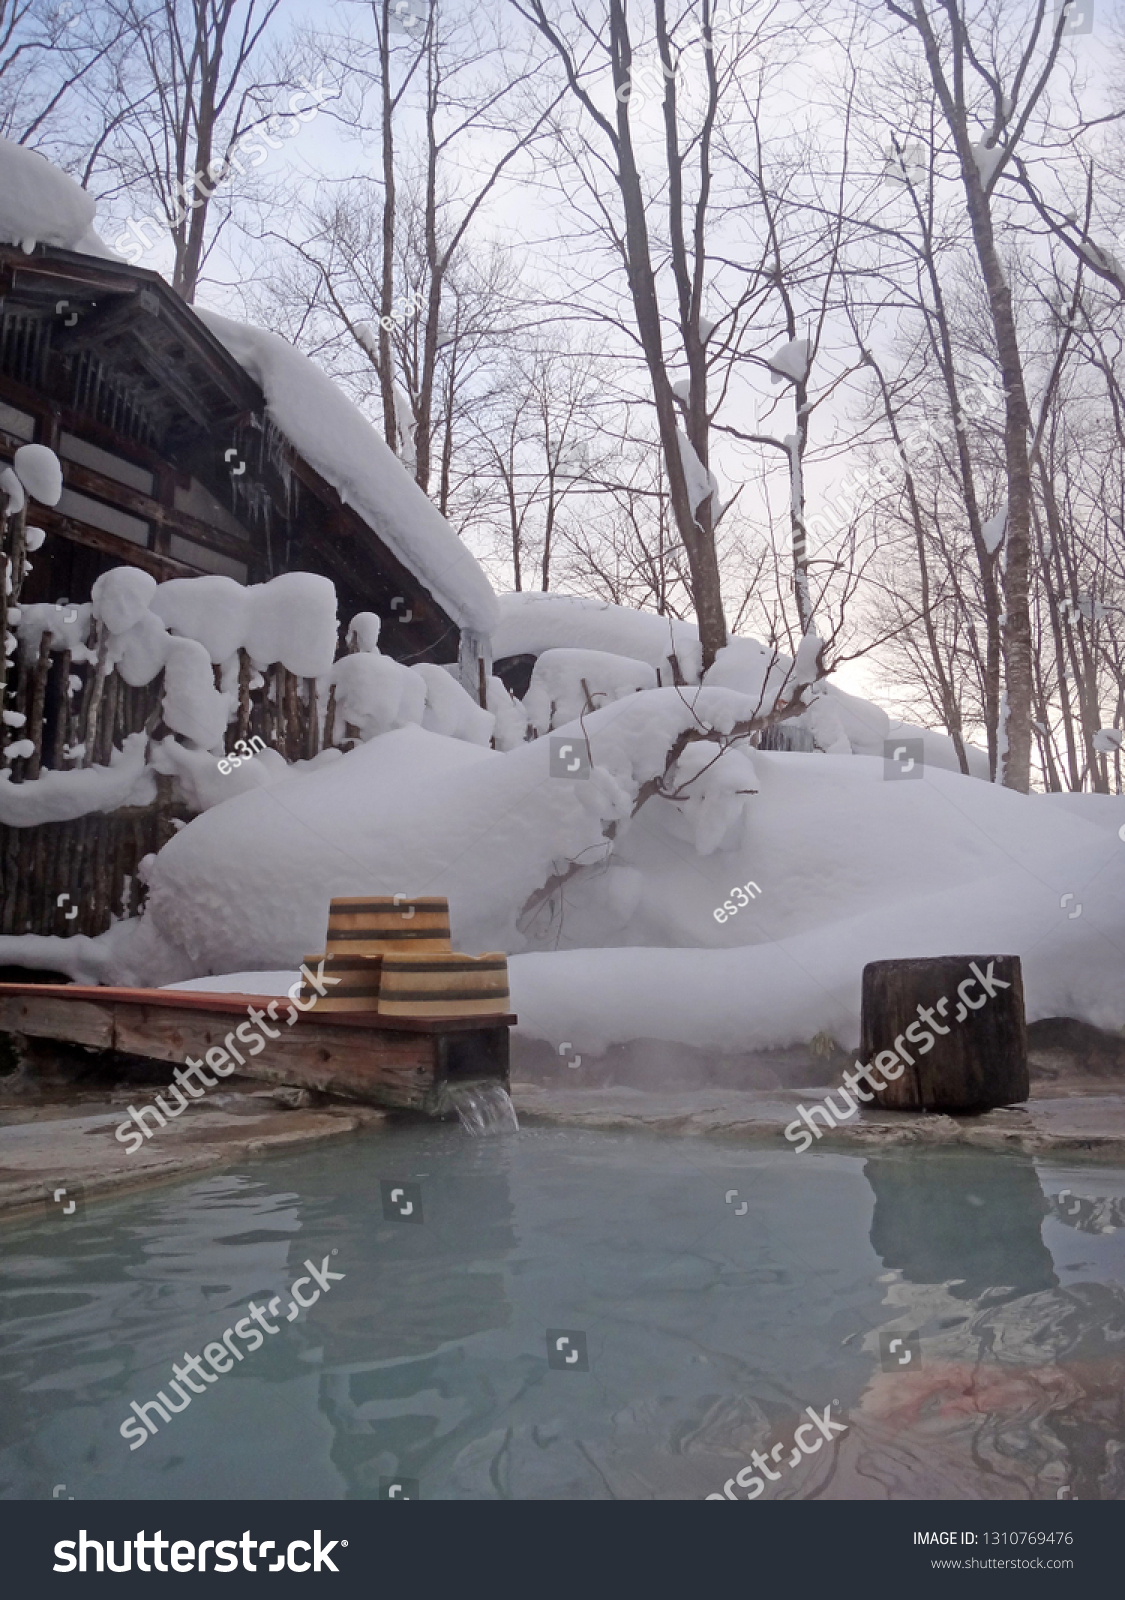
0, 245, 459, 661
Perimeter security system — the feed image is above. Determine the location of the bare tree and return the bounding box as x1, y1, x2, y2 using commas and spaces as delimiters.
94, 0, 288, 302
880, 0, 1087, 791
285, 1, 560, 477
516, 0, 769, 670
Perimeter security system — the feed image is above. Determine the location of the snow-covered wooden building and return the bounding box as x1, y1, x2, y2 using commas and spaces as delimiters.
0, 141, 495, 678
0, 140, 496, 948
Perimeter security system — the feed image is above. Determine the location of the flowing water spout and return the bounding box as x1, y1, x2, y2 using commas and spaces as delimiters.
433, 1080, 520, 1135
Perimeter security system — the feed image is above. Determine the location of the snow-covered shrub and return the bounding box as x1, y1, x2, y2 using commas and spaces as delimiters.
413, 662, 495, 745
522, 647, 658, 734
328, 650, 426, 740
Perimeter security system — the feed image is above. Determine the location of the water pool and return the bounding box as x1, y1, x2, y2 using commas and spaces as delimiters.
2, 1126, 1123, 1500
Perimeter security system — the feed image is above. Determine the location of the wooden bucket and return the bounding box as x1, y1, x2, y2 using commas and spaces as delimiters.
326, 896, 452, 956
378, 952, 510, 1018
299, 952, 382, 1013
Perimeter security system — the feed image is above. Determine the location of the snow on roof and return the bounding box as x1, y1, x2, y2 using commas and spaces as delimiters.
0, 135, 117, 258
196, 309, 498, 637
0, 140, 493, 636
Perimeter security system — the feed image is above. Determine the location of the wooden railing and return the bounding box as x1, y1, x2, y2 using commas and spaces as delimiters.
1, 486, 347, 943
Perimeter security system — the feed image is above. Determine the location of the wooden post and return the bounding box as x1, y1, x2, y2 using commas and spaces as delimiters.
9, 651, 29, 782
323, 684, 337, 750
478, 655, 488, 710
236, 648, 252, 743
54, 650, 71, 769
99, 669, 120, 766
0, 496, 12, 767
305, 676, 319, 758
859, 954, 1028, 1111
25, 630, 53, 780
82, 623, 110, 768
284, 666, 300, 762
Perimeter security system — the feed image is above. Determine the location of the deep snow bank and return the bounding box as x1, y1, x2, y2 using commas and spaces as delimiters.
29, 694, 1125, 1057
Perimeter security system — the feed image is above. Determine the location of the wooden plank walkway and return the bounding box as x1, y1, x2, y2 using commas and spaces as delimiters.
0, 983, 515, 1114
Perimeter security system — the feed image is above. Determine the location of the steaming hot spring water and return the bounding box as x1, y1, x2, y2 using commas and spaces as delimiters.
2, 1116, 1123, 1501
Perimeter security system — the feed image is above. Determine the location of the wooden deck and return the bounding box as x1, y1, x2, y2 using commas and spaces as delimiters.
0, 983, 515, 1114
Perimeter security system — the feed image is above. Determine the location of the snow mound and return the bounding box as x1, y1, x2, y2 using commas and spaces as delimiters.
506, 752, 1125, 1053
767, 336, 811, 385
414, 662, 495, 744
486, 675, 530, 750
523, 647, 658, 734
704, 636, 795, 710
151, 571, 338, 676
195, 309, 497, 637
50, 703, 1125, 1057
111, 610, 170, 687
675, 428, 719, 513
0, 732, 154, 826
105, 690, 769, 975
162, 637, 230, 749
347, 612, 382, 653
971, 141, 1005, 188
17, 602, 95, 663
92, 566, 157, 634
0, 136, 117, 258
329, 651, 426, 740
492, 591, 703, 682
13, 443, 63, 505
162, 970, 298, 996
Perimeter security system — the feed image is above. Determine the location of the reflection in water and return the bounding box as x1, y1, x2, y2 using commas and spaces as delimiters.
1047, 1190, 1125, 1235
866, 1149, 1057, 1301
0, 1133, 1122, 1500
848, 1150, 1125, 1502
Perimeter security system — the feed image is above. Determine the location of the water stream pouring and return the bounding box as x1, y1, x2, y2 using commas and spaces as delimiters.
433, 1080, 520, 1135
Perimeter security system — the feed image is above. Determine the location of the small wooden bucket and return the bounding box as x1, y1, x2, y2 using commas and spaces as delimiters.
326, 896, 452, 956
299, 952, 382, 1013
378, 952, 510, 1018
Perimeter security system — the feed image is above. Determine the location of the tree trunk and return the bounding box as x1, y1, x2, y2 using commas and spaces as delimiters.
860, 954, 1028, 1110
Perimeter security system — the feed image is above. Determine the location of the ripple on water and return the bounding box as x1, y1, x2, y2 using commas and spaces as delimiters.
0, 1135, 1122, 1500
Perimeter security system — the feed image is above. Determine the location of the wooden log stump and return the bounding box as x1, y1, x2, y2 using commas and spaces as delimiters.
860, 954, 1028, 1111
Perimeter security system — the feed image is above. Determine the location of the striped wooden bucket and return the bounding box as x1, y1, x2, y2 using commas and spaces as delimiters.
378, 952, 510, 1018
326, 896, 452, 957
299, 952, 382, 1013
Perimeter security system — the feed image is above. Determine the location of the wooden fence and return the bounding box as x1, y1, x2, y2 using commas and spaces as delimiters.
1, 485, 350, 942
0, 653, 342, 941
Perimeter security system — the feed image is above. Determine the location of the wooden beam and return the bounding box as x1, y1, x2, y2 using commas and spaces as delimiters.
60, 458, 252, 564
29, 509, 196, 581
0, 990, 114, 1048
0, 983, 515, 1114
